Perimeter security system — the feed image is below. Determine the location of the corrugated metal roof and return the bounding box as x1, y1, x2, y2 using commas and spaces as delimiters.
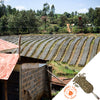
52, 77, 71, 86
0, 39, 18, 51
0, 53, 19, 80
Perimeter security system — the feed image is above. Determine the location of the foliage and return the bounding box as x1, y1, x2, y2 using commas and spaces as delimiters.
58, 27, 68, 33
53, 26, 59, 32
72, 26, 81, 33
0, 5, 39, 35
52, 91, 60, 97
42, 3, 50, 16
0, 15, 8, 35
58, 15, 67, 27
48, 61, 78, 78
0, 3, 100, 35
88, 7, 100, 26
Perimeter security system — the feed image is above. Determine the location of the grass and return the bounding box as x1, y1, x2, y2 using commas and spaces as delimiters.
52, 90, 60, 98
48, 61, 78, 78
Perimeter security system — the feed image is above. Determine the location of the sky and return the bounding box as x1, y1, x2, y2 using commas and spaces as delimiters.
3, 0, 100, 14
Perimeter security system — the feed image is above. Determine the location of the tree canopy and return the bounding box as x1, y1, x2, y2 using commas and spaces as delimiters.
0, 3, 100, 35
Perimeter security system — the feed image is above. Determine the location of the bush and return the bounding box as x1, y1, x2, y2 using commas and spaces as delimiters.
93, 26, 100, 33
83, 28, 88, 33
53, 26, 59, 32
87, 27, 93, 33
72, 26, 81, 33
47, 27, 54, 34
58, 27, 68, 33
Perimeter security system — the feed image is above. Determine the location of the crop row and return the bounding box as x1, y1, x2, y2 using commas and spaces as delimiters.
0, 35, 100, 67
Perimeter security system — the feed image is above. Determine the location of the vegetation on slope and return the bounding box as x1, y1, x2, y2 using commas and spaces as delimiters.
0, 3, 100, 35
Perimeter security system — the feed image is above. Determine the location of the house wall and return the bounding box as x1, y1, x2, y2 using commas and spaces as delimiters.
7, 71, 19, 100
20, 64, 51, 100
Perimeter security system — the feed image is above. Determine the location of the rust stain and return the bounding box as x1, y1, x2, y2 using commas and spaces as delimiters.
0, 53, 19, 80
52, 77, 71, 86
0, 39, 18, 51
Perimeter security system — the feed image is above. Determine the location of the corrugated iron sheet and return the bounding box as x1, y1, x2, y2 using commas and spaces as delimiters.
52, 77, 71, 86
0, 53, 19, 80
0, 39, 18, 51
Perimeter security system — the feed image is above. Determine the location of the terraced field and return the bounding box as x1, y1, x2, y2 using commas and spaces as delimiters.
0, 34, 100, 67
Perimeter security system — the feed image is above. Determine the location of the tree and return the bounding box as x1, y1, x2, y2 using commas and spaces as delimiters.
58, 15, 67, 27
75, 11, 78, 16
0, 4, 7, 17
6, 5, 12, 15
88, 8, 95, 24
49, 5, 56, 24
7, 14, 19, 34
0, 15, 8, 35
36, 10, 42, 16
94, 8, 100, 26
27, 10, 39, 33
42, 3, 50, 16
64, 12, 71, 18
7, 10, 39, 34
71, 12, 74, 17
42, 3, 50, 30
49, 5, 55, 17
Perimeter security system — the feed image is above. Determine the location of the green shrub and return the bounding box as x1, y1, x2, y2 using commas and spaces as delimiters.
58, 27, 68, 33
72, 26, 81, 33
47, 27, 54, 34
93, 26, 100, 33
53, 26, 59, 32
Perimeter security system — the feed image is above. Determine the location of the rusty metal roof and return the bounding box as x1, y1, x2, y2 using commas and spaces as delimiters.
52, 77, 71, 86
0, 53, 19, 80
0, 39, 18, 51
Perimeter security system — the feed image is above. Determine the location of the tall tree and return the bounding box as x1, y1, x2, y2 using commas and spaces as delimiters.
58, 15, 67, 27
50, 5, 55, 17
75, 11, 78, 16
6, 5, 12, 15
49, 4, 55, 23
64, 12, 71, 18
94, 8, 100, 26
88, 8, 95, 24
43, 3, 50, 16
42, 3, 50, 30
0, 15, 8, 35
71, 12, 74, 17
0, 4, 7, 17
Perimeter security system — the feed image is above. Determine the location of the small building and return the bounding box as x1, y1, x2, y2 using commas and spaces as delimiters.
52, 77, 71, 91
0, 39, 52, 100
0, 53, 52, 100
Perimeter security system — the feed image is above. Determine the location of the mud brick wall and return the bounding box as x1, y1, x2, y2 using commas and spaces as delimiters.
21, 64, 51, 100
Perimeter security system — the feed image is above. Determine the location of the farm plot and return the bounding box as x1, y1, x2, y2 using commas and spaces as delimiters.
0, 34, 100, 68
26, 37, 52, 57
33, 37, 55, 58
69, 37, 88, 66
39, 37, 62, 59
62, 37, 81, 63
54, 37, 74, 61
89, 37, 100, 61
78, 37, 94, 67
0, 36, 19, 43
21, 38, 42, 56
46, 37, 68, 60
12, 36, 38, 53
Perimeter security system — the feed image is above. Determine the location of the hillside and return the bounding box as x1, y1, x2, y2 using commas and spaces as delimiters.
0, 34, 100, 68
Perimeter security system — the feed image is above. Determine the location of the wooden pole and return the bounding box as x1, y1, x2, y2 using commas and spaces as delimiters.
4, 81, 8, 100
47, 70, 66, 85
18, 35, 21, 57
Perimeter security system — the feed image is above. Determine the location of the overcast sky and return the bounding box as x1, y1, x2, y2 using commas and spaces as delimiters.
3, 0, 100, 14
